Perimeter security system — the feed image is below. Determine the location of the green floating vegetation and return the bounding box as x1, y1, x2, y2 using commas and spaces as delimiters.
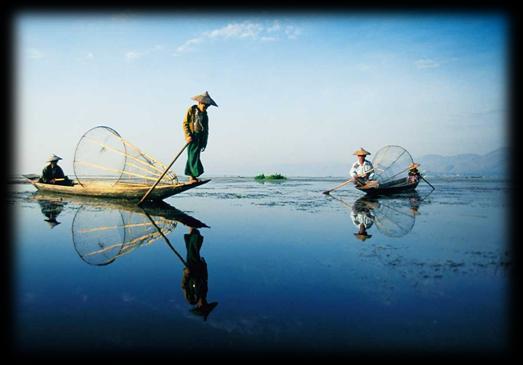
255, 173, 287, 181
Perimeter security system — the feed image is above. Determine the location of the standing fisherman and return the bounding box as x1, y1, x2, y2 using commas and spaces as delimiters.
182, 91, 218, 183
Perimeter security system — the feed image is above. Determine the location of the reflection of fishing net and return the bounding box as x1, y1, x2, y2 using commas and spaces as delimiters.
372, 200, 415, 238
72, 205, 177, 266
371, 145, 414, 185
73, 126, 177, 186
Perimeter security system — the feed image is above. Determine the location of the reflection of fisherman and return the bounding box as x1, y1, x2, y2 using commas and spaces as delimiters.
409, 194, 421, 215
181, 227, 218, 321
407, 163, 421, 184
38, 199, 65, 228
38, 154, 73, 186
349, 148, 375, 187
351, 198, 378, 241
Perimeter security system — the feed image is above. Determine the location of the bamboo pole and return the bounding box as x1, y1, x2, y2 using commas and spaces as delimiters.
138, 142, 190, 205
76, 160, 169, 183
322, 167, 375, 195
83, 136, 168, 177
83, 227, 174, 257
420, 175, 435, 190
322, 177, 355, 195
143, 211, 188, 267
122, 138, 177, 180
78, 221, 157, 234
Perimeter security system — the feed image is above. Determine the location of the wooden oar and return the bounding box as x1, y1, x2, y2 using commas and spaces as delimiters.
138, 142, 190, 205
142, 211, 188, 267
322, 177, 355, 195
420, 175, 435, 190
23, 174, 68, 184
322, 167, 375, 195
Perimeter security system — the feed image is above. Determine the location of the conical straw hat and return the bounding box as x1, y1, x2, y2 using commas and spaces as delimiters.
353, 147, 371, 156
409, 162, 420, 169
191, 91, 218, 107
353, 232, 372, 241
47, 154, 62, 162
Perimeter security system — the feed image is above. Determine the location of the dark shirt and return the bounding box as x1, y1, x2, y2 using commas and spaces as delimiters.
408, 168, 420, 176
40, 163, 65, 184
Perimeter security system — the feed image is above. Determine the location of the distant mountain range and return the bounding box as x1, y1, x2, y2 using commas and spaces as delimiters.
418, 147, 509, 176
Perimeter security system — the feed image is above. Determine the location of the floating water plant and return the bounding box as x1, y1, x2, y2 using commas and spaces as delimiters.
255, 173, 287, 181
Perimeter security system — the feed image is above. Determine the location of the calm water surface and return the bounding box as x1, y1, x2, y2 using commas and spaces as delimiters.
10, 177, 511, 355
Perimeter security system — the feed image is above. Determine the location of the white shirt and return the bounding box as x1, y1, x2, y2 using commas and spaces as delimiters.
349, 160, 375, 180
351, 211, 374, 229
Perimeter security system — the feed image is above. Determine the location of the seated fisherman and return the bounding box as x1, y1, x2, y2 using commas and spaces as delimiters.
407, 163, 421, 184
39, 154, 73, 185
349, 147, 375, 186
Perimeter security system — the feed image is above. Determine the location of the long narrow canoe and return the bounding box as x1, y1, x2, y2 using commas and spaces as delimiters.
356, 177, 419, 196
25, 176, 210, 201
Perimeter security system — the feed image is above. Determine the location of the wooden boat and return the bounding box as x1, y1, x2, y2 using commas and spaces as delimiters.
351, 145, 432, 196
356, 177, 419, 196
25, 175, 210, 202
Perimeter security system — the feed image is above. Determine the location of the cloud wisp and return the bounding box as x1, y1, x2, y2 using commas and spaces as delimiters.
175, 20, 302, 54
414, 58, 440, 69
26, 48, 45, 60
124, 44, 165, 61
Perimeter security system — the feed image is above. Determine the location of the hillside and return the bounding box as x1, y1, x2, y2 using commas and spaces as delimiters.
418, 147, 509, 176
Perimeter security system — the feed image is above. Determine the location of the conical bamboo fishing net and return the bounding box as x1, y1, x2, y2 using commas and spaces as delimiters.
371, 145, 414, 184
73, 126, 177, 187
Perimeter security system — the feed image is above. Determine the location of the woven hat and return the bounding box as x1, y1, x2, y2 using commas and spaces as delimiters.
409, 162, 420, 169
353, 224, 372, 241
47, 154, 62, 162
44, 218, 61, 228
353, 147, 371, 156
353, 232, 372, 241
191, 91, 218, 107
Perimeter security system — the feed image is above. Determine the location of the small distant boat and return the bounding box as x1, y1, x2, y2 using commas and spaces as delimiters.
25, 175, 210, 201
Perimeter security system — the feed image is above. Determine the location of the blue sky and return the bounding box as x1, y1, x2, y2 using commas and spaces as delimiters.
15, 12, 508, 176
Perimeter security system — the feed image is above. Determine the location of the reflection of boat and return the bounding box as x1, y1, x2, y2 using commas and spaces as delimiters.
31, 191, 218, 319
32, 191, 209, 266
353, 195, 418, 238
32, 191, 210, 229
355, 145, 422, 196
26, 175, 210, 201
330, 191, 424, 239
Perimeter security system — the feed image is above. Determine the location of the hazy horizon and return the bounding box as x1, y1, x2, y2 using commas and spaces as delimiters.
15, 11, 508, 177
